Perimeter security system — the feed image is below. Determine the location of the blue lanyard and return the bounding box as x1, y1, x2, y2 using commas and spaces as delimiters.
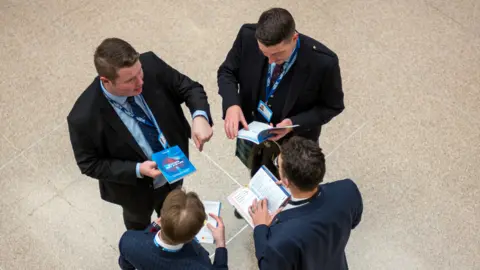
265, 38, 300, 101
101, 84, 169, 149
104, 95, 154, 127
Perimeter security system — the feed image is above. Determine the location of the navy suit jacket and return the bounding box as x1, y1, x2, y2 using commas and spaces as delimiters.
253, 179, 363, 270
119, 224, 228, 270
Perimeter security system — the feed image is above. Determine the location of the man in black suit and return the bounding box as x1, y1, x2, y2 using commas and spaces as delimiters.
67, 38, 213, 230
218, 7, 344, 170
249, 137, 363, 269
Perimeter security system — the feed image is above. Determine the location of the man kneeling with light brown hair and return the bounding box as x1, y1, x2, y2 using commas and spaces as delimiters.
119, 189, 228, 270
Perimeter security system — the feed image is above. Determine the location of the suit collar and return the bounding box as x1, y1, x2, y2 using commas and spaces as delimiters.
271, 185, 324, 226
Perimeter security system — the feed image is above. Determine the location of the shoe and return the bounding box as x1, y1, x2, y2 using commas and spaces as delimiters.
234, 209, 243, 219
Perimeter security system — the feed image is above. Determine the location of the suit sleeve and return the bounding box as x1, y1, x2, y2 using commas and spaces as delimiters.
253, 225, 289, 270
118, 233, 136, 270
67, 117, 138, 185
212, 247, 229, 269
217, 26, 244, 118
290, 56, 344, 127
351, 180, 364, 229
150, 52, 213, 125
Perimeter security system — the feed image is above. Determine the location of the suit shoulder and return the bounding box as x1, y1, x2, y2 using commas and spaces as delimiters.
139, 51, 157, 66
323, 179, 361, 198
301, 34, 338, 60
238, 23, 257, 38
68, 78, 99, 123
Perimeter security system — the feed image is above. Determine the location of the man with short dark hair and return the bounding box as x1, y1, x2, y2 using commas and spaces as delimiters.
67, 38, 213, 230
118, 189, 228, 269
218, 7, 344, 171
249, 136, 363, 270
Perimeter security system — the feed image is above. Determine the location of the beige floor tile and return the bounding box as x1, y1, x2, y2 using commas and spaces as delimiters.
59, 176, 126, 251
0, 196, 119, 270
22, 122, 80, 190
427, 0, 480, 36
0, 155, 57, 206
0, 135, 18, 169
325, 112, 479, 269
222, 226, 258, 270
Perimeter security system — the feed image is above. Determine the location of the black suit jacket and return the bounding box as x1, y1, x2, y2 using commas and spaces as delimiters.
67, 52, 212, 208
218, 24, 344, 141
253, 179, 363, 270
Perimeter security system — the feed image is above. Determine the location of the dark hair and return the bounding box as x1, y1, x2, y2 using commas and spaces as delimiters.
255, 8, 296, 46
280, 136, 326, 191
94, 38, 139, 81
160, 189, 206, 244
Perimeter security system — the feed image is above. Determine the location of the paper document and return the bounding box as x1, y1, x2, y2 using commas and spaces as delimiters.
227, 166, 290, 228
196, 201, 222, 244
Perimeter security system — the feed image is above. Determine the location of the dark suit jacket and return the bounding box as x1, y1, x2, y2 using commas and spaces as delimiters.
119, 223, 228, 270
218, 24, 344, 141
67, 52, 212, 208
253, 179, 363, 270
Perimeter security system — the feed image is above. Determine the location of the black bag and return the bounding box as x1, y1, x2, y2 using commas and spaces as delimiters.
235, 139, 281, 178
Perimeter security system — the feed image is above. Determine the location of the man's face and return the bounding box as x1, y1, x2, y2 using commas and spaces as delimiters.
101, 60, 144, 96
258, 33, 298, 65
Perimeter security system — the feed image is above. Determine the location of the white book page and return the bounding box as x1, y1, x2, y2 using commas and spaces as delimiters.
196, 201, 221, 244
227, 187, 258, 227
237, 121, 272, 142
249, 167, 288, 213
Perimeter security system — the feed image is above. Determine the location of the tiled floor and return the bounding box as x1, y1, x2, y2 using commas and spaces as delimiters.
0, 0, 479, 269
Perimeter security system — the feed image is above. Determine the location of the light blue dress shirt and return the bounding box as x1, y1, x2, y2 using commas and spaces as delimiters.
100, 82, 208, 188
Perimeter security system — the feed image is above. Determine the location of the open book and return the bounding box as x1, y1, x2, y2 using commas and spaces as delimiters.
227, 166, 290, 228
237, 121, 299, 144
195, 201, 221, 244
152, 145, 196, 184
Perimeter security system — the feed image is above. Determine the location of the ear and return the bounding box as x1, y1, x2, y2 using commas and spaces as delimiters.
282, 178, 290, 188
292, 32, 299, 42
99, 76, 112, 86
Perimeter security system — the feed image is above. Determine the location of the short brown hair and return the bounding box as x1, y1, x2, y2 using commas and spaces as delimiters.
255, 8, 296, 46
93, 38, 139, 81
280, 136, 326, 192
160, 189, 206, 244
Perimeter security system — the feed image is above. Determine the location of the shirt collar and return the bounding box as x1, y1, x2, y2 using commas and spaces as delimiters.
100, 80, 128, 104
154, 231, 184, 252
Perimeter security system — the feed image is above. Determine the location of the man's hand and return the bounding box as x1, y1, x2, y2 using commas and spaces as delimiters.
224, 105, 248, 139
207, 213, 226, 248
192, 116, 213, 152
268, 118, 294, 141
248, 199, 283, 227
139, 161, 162, 178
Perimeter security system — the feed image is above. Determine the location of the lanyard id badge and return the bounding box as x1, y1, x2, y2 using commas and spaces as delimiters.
257, 100, 273, 122
264, 38, 300, 102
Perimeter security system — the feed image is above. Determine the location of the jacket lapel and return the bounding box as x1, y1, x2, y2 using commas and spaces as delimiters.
251, 48, 267, 105
98, 88, 147, 160
281, 39, 310, 119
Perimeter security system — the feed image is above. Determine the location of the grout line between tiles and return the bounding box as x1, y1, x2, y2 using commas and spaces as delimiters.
0, 121, 66, 172
325, 121, 367, 159
189, 140, 243, 188
2, 134, 20, 151
209, 224, 249, 259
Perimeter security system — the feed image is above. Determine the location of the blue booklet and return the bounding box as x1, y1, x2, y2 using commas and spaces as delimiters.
152, 146, 196, 184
